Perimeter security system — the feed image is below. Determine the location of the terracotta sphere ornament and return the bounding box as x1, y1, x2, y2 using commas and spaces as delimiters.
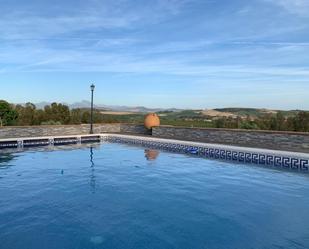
144, 113, 160, 129
144, 149, 160, 161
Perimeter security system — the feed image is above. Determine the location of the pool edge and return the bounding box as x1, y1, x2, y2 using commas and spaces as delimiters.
0, 133, 308, 171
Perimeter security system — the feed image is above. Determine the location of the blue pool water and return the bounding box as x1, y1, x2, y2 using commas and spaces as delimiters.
1, 142, 309, 249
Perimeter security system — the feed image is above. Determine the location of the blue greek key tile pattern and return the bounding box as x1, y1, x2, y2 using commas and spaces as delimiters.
105, 135, 309, 172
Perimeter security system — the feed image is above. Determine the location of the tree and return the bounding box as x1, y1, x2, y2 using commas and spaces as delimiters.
34, 109, 47, 125
70, 108, 82, 124
285, 116, 295, 131
81, 111, 90, 124
269, 112, 286, 131
80, 109, 103, 124
15, 102, 37, 125
44, 103, 71, 124
240, 120, 259, 130
93, 110, 104, 123
0, 100, 18, 126
293, 111, 309, 132
214, 117, 226, 128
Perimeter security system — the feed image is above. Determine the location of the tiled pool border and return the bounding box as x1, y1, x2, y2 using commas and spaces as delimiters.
0, 134, 308, 172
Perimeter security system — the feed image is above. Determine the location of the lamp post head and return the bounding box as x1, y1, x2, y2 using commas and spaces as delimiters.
90, 84, 95, 91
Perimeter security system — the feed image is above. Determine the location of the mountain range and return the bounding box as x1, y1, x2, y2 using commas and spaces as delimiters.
31, 100, 181, 113
18, 101, 306, 117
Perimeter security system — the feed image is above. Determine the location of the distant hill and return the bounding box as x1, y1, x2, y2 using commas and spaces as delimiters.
28, 100, 182, 113
214, 108, 302, 118
83, 102, 181, 113
95, 104, 181, 113
16, 101, 305, 118
201, 109, 237, 118
30, 101, 52, 109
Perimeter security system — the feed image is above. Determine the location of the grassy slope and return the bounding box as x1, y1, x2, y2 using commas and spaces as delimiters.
214, 108, 302, 118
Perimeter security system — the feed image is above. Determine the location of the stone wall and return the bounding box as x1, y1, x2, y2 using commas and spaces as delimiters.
0, 124, 149, 139
152, 126, 309, 153
120, 123, 151, 135
1, 124, 308, 153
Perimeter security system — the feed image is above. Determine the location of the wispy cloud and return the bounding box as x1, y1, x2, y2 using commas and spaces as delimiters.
0, 0, 191, 40
2, 41, 308, 81
264, 0, 309, 17
0, 0, 308, 99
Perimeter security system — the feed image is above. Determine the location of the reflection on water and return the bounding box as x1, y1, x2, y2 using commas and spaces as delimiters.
0, 153, 17, 169
90, 147, 96, 193
144, 149, 160, 161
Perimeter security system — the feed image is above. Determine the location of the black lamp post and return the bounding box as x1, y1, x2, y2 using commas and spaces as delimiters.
90, 84, 95, 134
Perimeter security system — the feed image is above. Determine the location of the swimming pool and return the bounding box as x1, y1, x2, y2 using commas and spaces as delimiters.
1, 141, 309, 249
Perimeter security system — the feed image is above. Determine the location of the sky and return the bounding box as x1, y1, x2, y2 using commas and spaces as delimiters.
0, 0, 308, 110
